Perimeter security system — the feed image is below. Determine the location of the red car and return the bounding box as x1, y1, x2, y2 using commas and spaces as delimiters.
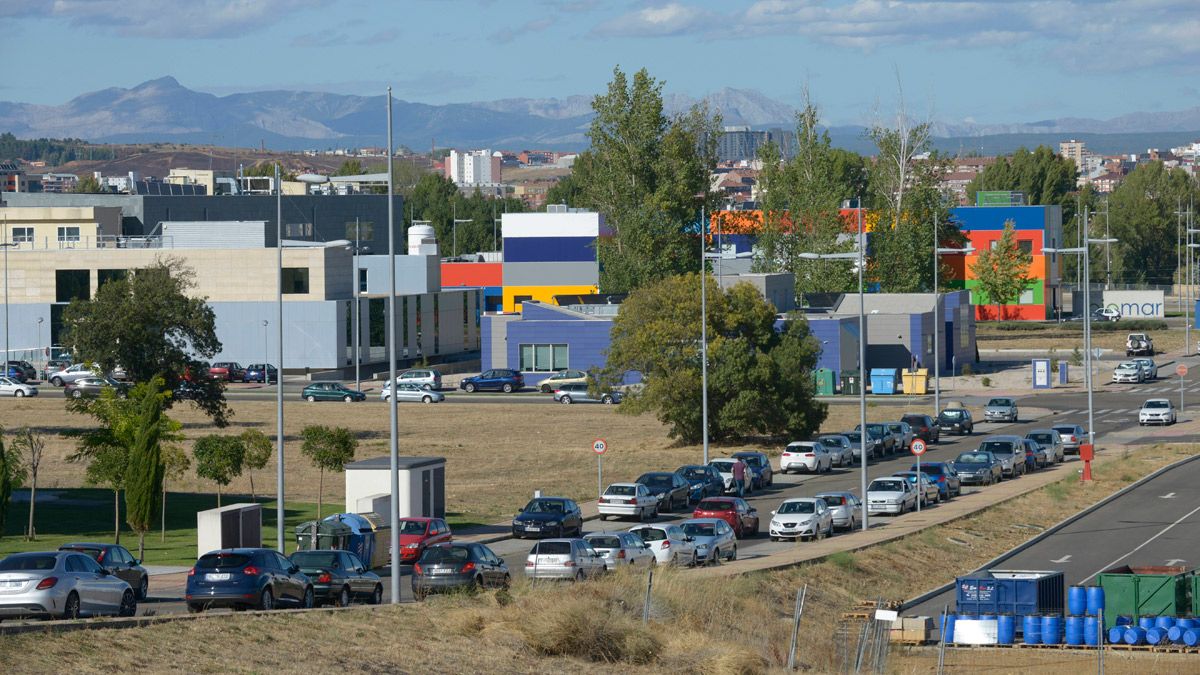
692, 497, 759, 539
396, 517, 452, 564
208, 362, 245, 382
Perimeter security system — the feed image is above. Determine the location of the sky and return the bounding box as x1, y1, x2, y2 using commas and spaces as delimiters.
3, 0, 1200, 126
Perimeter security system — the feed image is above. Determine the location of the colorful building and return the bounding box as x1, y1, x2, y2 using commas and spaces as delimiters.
441, 261, 502, 312
499, 206, 607, 311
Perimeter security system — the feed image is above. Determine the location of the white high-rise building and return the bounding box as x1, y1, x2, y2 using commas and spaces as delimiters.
445, 149, 502, 187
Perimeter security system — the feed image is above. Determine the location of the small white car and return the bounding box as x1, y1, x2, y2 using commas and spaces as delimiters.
0, 376, 38, 397
769, 498, 834, 541
597, 482, 658, 521
1139, 399, 1177, 426
380, 381, 445, 403
629, 524, 698, 567
708, 458, 751, 495
1112, 361, 1145, 384
583, 532, 656, 569
780, 441, 833, 474
866, 477, 917, 516
1133, 358, 1158, 380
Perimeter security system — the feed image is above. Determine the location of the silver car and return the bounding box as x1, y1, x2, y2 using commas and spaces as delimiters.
1052, 424, 1086, 453
629, 524, 699, 566
1111, 361, 1144, 384
679, 518, 738, 565
984, 397, 1019, 423
886, 422, 914, 451
1134, 358, 1158, 380
583, 532, 656, 569
769, 498, 834, 541
978, 436, 1026, 477
0, 551, 136, 620
866, 477, 918, 516
1025, 430, 1065, 464
0, 376, 38, 397
380, 381, 445, 403
47, 363, 96, 386
815, 491, 863, 531
817, 434, 855, 466
525, 539, 607, 581
396, 368, 442, 390
553, 382, 621, 405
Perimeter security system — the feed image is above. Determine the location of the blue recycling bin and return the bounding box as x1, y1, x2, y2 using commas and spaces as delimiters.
1058, 361, 1069, 385
870, 368, 899, 395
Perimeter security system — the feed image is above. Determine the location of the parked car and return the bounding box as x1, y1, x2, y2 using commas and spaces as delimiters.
978, 436, 1026, 478
6, 360, 36, 381
636, 471, 691, 512
951, 450, 1003, 485
381, 381, 445, 403
1112, 361, 1146, 384
63, 377, 129, 399
42, 358, 71, 381
0, 551, 136, 620
1052, 424, 1087, 453
814, 491, 863, 531
57, 543, 149, 600
525, 539, 607, 581
1126, 332, 1154, 357
597, 482, 658, 521
708, 458, 751, 495
1139, 398, 1177, 426
0, 376, 37, 397
185, 548, 313, 612
1025, 430, 1065, 464
886, 421, 914, 451
902, 413, 940, 444
2, 362, 27, 382
1134, 358, 1159, 380
984, 397, 1019, 423
893, 471, 941, 505
413, 543, 508, 598
732, 451, 773, 489
841, 430, 881, 461
396, 368, 442, 391
768, 497, 834, 541
676, 464, 725, 503
302, 382, 366, 402
629, 524, 698, 566
780, 441, 833, 474
692, 496, 759, 539
459, 369, 523, 393
289, 550, 382, 607
208, 362, 245, 382
583, 532, 656, 569
856, 423, 896, 454
937, 408, 975, 435
866, 477, 918, 516
908, 462, 962, 499
1092, 306, 1121, 322
680, 518, 738, 564
47, 363, 96, 386
538, 369, 587, 393
1022, 437, 1048, 470
242, 364, 278, 384
817, 434, 855, 466
511, 497, 584, 539
553, 382, 620, 404
396, 517, 453, 565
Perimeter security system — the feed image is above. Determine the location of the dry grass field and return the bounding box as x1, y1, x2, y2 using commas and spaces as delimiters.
975, 322, 1188, 355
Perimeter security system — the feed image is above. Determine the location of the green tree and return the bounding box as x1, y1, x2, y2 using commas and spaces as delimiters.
192, 435, 246, 507
84, 444, 129, 543
239, 429, 273, 502
74, 174, 102, 193
0, 429, 28, 541
965, 146, 1077, 208
970, 222, 1035, 319
160, 445, 190, 542
300, 426, 358, 519
1108, 162, 1197, 285
124, 378, 166, 561
333, 159, 365, 176
545, 173, 583, 207
11, 428, 44, 540
61, 259, 231, 425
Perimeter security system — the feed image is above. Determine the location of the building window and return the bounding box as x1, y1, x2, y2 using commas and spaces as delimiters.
284, 222, 312, 239
513, 295, 532, 307
10, 227, 32, 243
1019, 288, 1035, 304
369, 298, 385, 347
433, 295, 440, 355
358, 268, 367, 294
402, 297, 409, 348
56, 269, 90, 303
518, 343, 569, 372
282, 267, 310, 294
463, 293, 469, 347
97, 269, 127, 288
346, 221, 374, 241
57, 226, 80, 243
1018, 240, 1033, 254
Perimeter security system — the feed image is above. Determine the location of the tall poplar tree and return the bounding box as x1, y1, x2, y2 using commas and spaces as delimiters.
124, 378, 166, 561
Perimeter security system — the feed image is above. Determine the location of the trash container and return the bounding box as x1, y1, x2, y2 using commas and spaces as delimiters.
324, 513, 378, 568
295, 518, 353, 552
902, 368, 929, 395
870, 368, 899, 395
840, 373, 861, 395
815, 368, 836, 396
1058, 361, 1069, 385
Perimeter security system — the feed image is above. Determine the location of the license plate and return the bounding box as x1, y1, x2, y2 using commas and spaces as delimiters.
0, 580, 20, 588
205, 573, 231, 581
525, 526, 540, 532
431, 568, 453, 575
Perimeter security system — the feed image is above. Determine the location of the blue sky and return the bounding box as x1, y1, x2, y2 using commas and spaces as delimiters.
3, 0, 1199, 125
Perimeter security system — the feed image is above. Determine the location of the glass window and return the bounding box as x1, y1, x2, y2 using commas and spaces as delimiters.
284, 222, 313, 239
1018, 288, 1034, 304
402, 297, 409, 348
98, 269, 127, 288
520, 344, 535, 371
369, 298, 385, 347
433, 295, 440, 355
55, 269, 90, 302
552, 343, 569, 370
346, 221, 373, 241
535, 344, 551, 370
57, 226, 80, 243
10, 226, 33, 243
282, 268, 310, 294
1018, 240, 1033, 254
358, 268, 367, 293
518, 344, 570, 372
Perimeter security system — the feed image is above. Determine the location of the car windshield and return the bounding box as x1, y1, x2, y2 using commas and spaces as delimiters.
1029, 434, 1053, 444
1053, 426, 1077, 434
710, 461, 734, 472
820, 437, 846, 447
871, 480, 905, 492
681, 468, 709, 480
398, 520, 428, 535
940, 410, 965, 419
196, 553, 252, 569
291, 551, 340, 568
818, 494, 846, 505
697, 500, 734, 511
843, 432, 863, 442
420, 546, 471, 563
523, 500, 566, 514
980, 441, 1015, 453
736, 455, 764, 467
635, 528, 667, 542
586, 536, 622, 549
0, 554, 57, 571
1145, 401, 1170, 409
987, 399, 1011, 407
956, 452, 991, 464
682, 522, 717, 537
777, 501, 816, 514
1118, 362, 1137, 369
605, 485, 637, 496
639, 474, 673, 487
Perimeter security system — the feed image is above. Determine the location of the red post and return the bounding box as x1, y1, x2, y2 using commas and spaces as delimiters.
1079, 443, 1094, 482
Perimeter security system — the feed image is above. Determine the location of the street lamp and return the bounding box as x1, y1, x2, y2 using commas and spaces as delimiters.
2, 235, 15, 374
698, 245, 753, 466
37, 317, 44, 368
1186, 229, 1200, 356
1045, 237, 1118, 448
932, 233, 974, 415
385, 88, 401, 605
262, 320, 268, 374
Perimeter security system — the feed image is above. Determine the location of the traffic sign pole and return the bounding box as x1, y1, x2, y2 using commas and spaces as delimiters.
1178, 364, 1189, 413
593, 439, 608, 502
911, 439, 928, 513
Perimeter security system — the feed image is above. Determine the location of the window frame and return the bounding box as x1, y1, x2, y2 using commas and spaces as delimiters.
518, 343, 570, 372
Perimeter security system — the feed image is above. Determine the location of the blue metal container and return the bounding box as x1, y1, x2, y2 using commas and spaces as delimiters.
1086, 586, 1105, 616
1024, 615, 1043, 644
1084, 616, 1100, 646
955, 571, 1065, 617
1108, 626, 1125, 644
1064, 616, 1085, 645
1068, 586, 1087, 616
1137, 616, 1156, 630
941, 613, 956, 643
1123, 626, 1147, 645
1041, 615, 1063, 644
1116, 615, 1133, 627
997, 615, 1016, 645
1168, 626, 1184, 643
1184, 629, 1200, 647
1146, 627, 1167, 645
1154, 616, 1176, 630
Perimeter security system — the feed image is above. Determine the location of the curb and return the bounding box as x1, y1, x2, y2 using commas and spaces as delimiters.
899, 451, 1200, 612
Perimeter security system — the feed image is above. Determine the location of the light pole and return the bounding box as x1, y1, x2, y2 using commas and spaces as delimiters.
386, 87, 401, 605
932, 220, 974, 415
1188, 224, 1200, 357
700, 204, 709, 465
274, 160, 286, 553
2, 236, 14, 373
37, 317, 44, 368
262, 320, 268, 372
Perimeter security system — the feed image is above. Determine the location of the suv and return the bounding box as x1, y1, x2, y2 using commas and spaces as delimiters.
396, 369, 442, 391
460, 369, 523, 393
186, 548, 314, 612
983, 398, 1019, 423
538, 369, 588, 393
1126, 333, 1154, 357
978, 435, 1026, 478
937, 408, 974, 435
6, 360, 36, 382
902, 414, 940, 444
243, 364, 278, 384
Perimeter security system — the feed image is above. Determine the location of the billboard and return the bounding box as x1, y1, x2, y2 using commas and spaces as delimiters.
1097, 290, 1165, 318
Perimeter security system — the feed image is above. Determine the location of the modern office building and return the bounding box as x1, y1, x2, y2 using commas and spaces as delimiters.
830, 291, 975, 372
714, 126, 796, 163
499, 206, 606, 311
444, 149, 502, 187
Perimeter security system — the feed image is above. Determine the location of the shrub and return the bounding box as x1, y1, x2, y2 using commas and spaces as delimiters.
828, 551, 857, 572
1071, 346, 1083, 366
960, 363, 974, 376
518, 592, 661, 664
981, 376, 992, 387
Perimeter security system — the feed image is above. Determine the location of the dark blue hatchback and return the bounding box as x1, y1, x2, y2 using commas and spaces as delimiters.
186, 548, 313, 613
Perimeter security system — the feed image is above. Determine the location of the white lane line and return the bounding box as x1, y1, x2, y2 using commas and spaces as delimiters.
1166, 558, 1187, 566
1080, 503, 1200, 584
1095, 409, 1111, 415
1161, 492, 1177, 499
1051, 554, 1072, 563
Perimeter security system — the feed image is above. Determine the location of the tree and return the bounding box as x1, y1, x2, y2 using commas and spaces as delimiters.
544, 173, 582, 207
333, 159, 365, 176
300, 426, 358, 519
0, 429, 27, 541
61, 259, 232, 425
242, 162, 296, 181
192, 435, 245, 507
74, 174, 102, 193
11, 428, 45, 540
124, 378, 166, 561
240, 429, 273, 502
160, 445, 190, 542
84, 444, 129, 543
970, 222, 1035, 319
1108, 162, 1197, 285
966, 146, 1077, 208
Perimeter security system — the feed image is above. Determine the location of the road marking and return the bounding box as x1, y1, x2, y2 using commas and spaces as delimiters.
1166, 559, 1187, 566
1081, 503, 1200, 584
1161, 492, 1177, 499
1051, 555, 1072, 563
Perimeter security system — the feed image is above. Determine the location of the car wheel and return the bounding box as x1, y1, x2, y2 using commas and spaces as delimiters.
71, 390, 82, 399
559, 396, 572, 405
650, 506, 659, 519
574, 570, 585, 582
601, 395, 614, 404
422, 383, 433, 391
711, 548, 720, 565
464, 383, 476, 393
370, 584, 383, 605
816, 525, 825, 541
502, 574, 512, 588
62, 591, 81, 620
691, 552, 699, 567
336, 585, 352, 608
138, 576, 149, 601
50, 377, 62, 387
502, 383, 514, 393
302, 587, 315, 609
187, 603, 204, 614
14, 390, 24, 398
118, 589, 137, 617
540, 384, 551, 393
258, 587, 275, 611
343, 395, 355, 402
422, 395, 433, 403
306, 395, 316, 402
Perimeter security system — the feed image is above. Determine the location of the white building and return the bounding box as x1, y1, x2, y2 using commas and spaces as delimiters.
445, 149, 502, 187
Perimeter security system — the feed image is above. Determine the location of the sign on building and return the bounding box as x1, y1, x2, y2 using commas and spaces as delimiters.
1032, 359, 1051, 389
1096, 290, 1165, 318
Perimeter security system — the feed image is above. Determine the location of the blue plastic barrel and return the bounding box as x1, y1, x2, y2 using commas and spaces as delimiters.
1168, 626, 1184, 643
979, 613, 997, 623
1068, 586, 1087, 616
1084, 616, 1100, 646
1108, 626, 1125, 644
1179, 618, 1199, 629
1146, 627, 1167, 645
1024, 615, 1042, 644
1042, 615, 1063, 644
1155, 616, 1176, 630
1116, 615, 1133, 627
997, 615, 1016, 645
1124, 626, 1147, 645
941, 613, 956, 643
1086, 586, 1105, 616
1138, 616, 1156, 630
1064, 616, 1085, 645
1184, 629, 1200, 647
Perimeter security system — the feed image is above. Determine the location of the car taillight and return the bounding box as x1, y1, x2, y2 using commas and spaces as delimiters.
414, 563, 423, 575
96, 550, 106, 563
461, 562, 475, 574
188, 567, 196, 576
804, 453, 815, 458
317, 572, 332, 583
661, 540, 670, 549
525, 560, 535, 567
36, 577, 58, 590
617, 550, 626, 558
243, 566, 260, 576
563, 560, 576, 567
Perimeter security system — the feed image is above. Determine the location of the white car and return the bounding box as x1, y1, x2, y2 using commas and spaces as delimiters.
47, 363, 95, 386
780, 441, 833, 474
769, 498, 834, 541
866, 477, 918, 516
1139, 399, 1177, 426
0, 376, 38, 397
629, 524, 698, 567
583, 532, 656, 569
1112, 361, 1145, 384
708, 458, 751, 495
1134, 358, 1158, 380
380, 381, 445, 403
597, 482, 658, 521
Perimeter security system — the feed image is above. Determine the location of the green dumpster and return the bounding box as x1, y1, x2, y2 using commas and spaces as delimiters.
840, 374, 861, 395
815, 368, 835, 396
1097, 565, 1193, 629
295, 518, 353, 552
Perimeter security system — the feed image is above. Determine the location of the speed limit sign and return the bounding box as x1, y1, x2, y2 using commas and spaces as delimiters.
910, 439, 927, 456
592, 438, 607, 455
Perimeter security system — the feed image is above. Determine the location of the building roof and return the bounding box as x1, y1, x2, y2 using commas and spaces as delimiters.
833, 293, 938, 315
345, 456, 445, 470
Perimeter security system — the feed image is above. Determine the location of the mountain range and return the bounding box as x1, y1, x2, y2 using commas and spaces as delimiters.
2, 77, 1199, 154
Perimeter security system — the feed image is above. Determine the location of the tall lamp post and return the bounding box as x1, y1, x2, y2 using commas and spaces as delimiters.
2, 237, 14, 373
1187, 224, 1200, 356
385, 87, 401, 605
932, 230, 974, 415
273, 163, 285, 552
451, 203, 473, 259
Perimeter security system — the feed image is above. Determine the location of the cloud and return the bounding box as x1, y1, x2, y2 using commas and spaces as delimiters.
591, 2, 717, 37
491, 17, 556, 44
10, 0, 320, 38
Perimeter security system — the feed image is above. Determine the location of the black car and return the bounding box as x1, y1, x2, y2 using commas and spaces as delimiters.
902, 413, 940, 444
635, 471, 691, 512
937, 408, 974, 435
677, 464, 725, 502
172, 380, 204, 401
58, 542, 150, 600
289, 549, 382, 607
185, 548, 314, 612
412, 543, 509, 599
511, 497, 584, 539
63, 376, 129, 399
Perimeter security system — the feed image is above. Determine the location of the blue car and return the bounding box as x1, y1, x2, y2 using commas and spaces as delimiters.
677, 464, 725, 503
242, 363, 278, 384
732, 451, 774, 489
908, 462, 962, 499
186, 548, 314, 612
459, 368, 524, 393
